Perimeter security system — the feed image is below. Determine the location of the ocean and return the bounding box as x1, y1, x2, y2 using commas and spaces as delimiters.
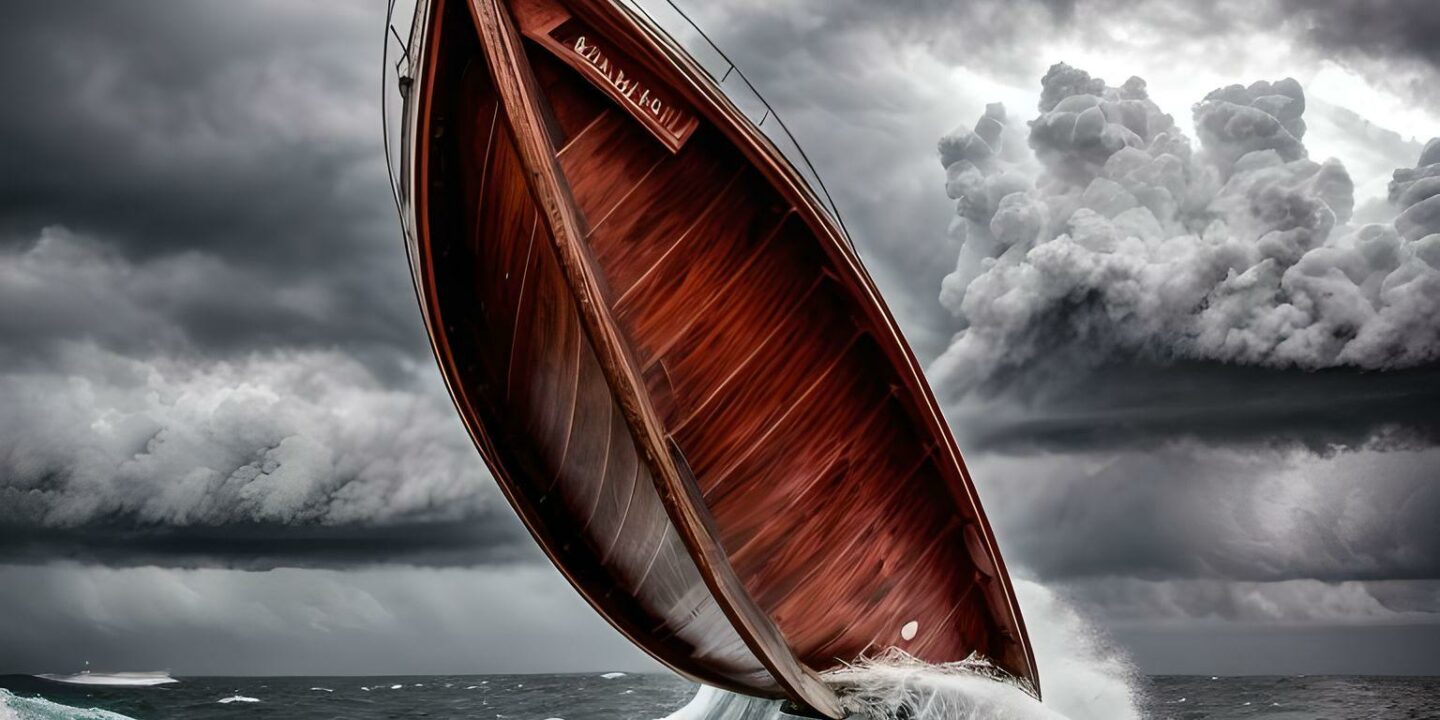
1, 673, 1438, 720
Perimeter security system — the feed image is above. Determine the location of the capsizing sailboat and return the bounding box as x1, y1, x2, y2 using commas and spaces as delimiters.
388, 0, 1039, 715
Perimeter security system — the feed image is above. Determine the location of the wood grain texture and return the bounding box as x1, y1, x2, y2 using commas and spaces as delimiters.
404, 0, 1040, 710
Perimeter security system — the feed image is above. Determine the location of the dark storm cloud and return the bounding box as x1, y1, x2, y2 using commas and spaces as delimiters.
0, 2, 422, 364
972, 445, 1440, 584
1062, 577, 1440, 624
0, 228, 403, 367
954, 361, 1440, 454
0, 2, 507, 567
0, 519, 534, 571
0, 563, 655, 676
1278, 0, 1440, 107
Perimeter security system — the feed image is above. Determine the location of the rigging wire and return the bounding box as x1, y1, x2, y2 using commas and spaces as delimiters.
624, 0, 856, 251
381, 0, 857, 256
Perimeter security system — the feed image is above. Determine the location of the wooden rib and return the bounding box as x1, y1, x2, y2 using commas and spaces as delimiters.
634, 523, 673, 594
555, 343, 611, 505
557, 106, 611, 156
666, 276, 823, 429
599, 427, 641, 562
910, 573, 983, 658
546, 301, 586, 493
589, 131, 738, 297
579, 402, 614, 532
611, 166, 744, 306
709, 397, 894, 550
465, 0, 843, 714
673, 327, 860, 483
504, 213, 538, 402
616, 201, 793, 366
469, 103, 501, 245
558, 108, 668, 222
807, 519, 966, 660
584, 157, 665, 234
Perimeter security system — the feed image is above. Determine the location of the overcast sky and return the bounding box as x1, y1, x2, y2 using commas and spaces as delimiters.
2, 0, 1439, 683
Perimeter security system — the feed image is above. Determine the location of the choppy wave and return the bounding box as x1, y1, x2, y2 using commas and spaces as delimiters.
0, 689, 138, 720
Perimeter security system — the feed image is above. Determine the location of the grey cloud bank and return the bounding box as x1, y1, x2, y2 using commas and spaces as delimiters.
0, 563, 650, 676
0, 337, 521, 567
933, 64, 1440, 401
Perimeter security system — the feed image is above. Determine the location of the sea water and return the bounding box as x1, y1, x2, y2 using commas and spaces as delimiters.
2, 673, 1439, 720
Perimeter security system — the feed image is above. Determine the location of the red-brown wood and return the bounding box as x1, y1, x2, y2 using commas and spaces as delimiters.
400, 0, 1041, 712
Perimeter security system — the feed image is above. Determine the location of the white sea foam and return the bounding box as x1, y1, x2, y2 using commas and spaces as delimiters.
658, 579, 1140, 720
658, 686, 780, 720
33, 672, 176, 687
0, 688, 138, 720
825, 650, 1066, 720
657, 666, 1063, 720
600, 672, 627, 679
216, 695, 260, 704
1012, 579, 1142, 720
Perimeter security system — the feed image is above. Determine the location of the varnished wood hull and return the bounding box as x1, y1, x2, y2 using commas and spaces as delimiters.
399, 0, 1039, 713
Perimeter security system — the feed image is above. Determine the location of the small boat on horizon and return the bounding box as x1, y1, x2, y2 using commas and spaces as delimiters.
392, 0, 1039, 715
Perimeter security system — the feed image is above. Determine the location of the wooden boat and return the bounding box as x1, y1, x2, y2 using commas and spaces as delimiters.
394, 0, 1039, 714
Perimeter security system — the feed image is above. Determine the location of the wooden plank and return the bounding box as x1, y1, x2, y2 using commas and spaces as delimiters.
651, 216, 826, 428
669, 296, 859, 484
586, 126, 737, 298
558, 108, 668, 225
615, 175, 790, 365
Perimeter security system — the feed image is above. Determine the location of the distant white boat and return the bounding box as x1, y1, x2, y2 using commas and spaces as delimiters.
34, 671, 178, 687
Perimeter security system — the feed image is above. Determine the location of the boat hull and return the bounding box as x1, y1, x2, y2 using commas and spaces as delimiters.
401, 0, 1039, 713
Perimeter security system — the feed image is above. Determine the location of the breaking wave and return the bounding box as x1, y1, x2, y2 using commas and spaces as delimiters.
660, 580, 1141, 720
658, 662, 1060, 720
826, 651, 1066, 720
0, 688, 137, 720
